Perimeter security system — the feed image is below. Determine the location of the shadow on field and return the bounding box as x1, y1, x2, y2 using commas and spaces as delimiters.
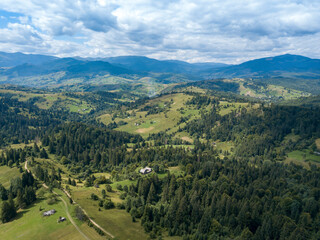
13, 209, 29, 221
12, 198, 45, 222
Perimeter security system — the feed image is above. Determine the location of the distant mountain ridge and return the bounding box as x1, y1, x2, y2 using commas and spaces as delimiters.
204, 54, 320, 78
0, 52, 57, 67
0, 52, 320, 94
0, 52, 228, 74
2, 58, 134, 77
104, 56, 228, 74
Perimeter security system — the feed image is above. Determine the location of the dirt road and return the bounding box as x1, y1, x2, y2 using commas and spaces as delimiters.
25, 161, 90, 240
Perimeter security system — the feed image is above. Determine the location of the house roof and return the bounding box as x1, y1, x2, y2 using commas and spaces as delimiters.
139, 167, 152, 174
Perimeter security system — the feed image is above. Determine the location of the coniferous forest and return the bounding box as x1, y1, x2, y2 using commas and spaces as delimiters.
0, 86, 320, 239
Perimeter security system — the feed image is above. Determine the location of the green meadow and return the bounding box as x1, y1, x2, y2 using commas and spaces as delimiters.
0, 187, 104, 240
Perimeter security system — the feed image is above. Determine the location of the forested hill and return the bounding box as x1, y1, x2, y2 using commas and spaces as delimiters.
126, 154, 320, 239
183, 103, 320, 158
1, 85, 320, 239
41, 122, 143, 169
0, 96, 62, 146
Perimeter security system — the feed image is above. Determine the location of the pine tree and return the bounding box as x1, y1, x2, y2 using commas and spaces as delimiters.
147, 183, 157, 204
0, 184, 8, 201
1, 197, 16, 223
16, 189, 26, 209
33, 143, 40, 153
40, 148, 48, 159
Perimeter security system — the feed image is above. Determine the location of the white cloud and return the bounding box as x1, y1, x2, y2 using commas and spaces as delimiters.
0, 0, 320, 63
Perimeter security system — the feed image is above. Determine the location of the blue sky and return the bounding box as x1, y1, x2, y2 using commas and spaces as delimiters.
0, 0, 320, 64
0, 10, 24, 28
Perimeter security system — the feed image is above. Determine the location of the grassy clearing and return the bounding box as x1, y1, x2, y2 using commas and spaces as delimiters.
71, 187, 148, 240
175, 131, 194, 143
70, 165, 184, 239
36, 94, 67, 109
8, 143, 35, 149
98, 93, 201, 138
218, 101, 250, 116
0, 88, 93, 113
236, 79, 310, 100
282, 134, 300, 143
285, 150, 320, 169
110, 179, 136, 190
93, 172, 111, 179
214, 141, 235, 158
0, 187, 103, 240
287, 150, 320, 163
0, 166, 21, 188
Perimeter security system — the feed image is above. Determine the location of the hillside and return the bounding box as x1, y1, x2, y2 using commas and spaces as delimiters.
204, 54, 320, 78
1, 85, 320, 239
201, 54, 320, 94
167, 78, 311, 101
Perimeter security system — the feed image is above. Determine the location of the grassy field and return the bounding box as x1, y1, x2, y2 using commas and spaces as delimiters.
218, 101, 252, 116
215, 141, 235, 158
71, 187, 148, 240
0, 88, 93, 113
285, 150, 320, 168
98, 93, 199, 139
0, 166, 21, 188
157, 166, 184, 179
236, 79, 310, 100
0, 187, 104, 240
22, 150, 177, 239
68, 164, 186, 240
287, 150, 320, 162
0, 154, 105, 240
71, 185, 181, 240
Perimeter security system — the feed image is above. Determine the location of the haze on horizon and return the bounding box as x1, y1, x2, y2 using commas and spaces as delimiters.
0, 0, 320, 64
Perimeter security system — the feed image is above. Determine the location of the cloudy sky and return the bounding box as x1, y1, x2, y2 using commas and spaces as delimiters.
0, 0, 320, 63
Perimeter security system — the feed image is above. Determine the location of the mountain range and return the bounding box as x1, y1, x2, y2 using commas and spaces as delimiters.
205, 54, 320, 79
0, 51, 320, 93
0, 51, 57, 67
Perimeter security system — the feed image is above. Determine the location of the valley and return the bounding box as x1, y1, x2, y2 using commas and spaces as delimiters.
0, 52, 320, 240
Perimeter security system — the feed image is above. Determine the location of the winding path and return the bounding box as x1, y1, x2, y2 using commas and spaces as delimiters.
25, 161, 90, 240
25, 161, 115, 239
61, 181, 114, 238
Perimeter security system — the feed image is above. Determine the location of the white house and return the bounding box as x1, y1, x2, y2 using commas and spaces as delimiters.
57, 216, 66, 223
43, 209, 56, 216
140, 167, 152, 174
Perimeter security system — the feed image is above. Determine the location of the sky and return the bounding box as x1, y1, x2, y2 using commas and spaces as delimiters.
0, 0, 320, 64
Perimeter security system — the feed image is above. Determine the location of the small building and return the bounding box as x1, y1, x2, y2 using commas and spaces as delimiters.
43, 209, 56, 216
140, 167, 152, 175
57, 216, 66, 223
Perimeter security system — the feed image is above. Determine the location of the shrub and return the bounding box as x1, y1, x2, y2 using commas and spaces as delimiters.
103, 199, 115, 209
90, 193, 99, 201
75, 206, 87, 221
106, 184, 112, 192
116, 202, 125, 209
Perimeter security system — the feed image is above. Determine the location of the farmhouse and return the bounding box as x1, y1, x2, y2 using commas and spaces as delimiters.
57, 216, 66, 223
140, 167, 152, 174
43, 209, 56, 216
